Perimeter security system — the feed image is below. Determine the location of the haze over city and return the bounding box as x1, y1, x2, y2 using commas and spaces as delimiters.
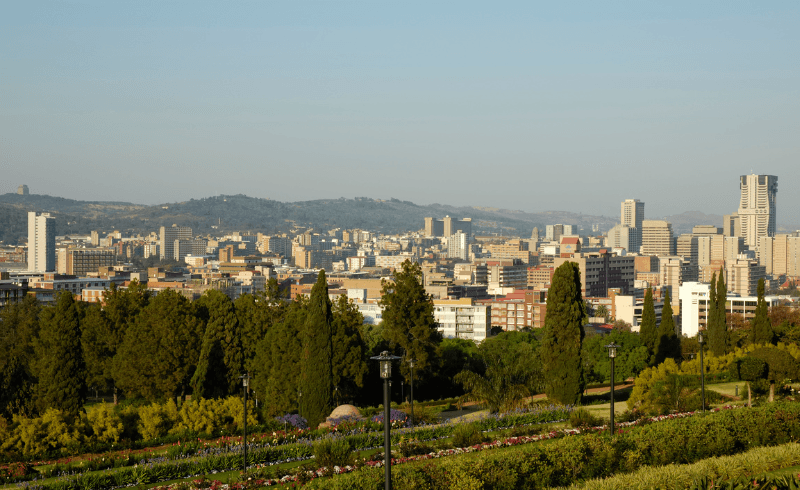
2, 2, 799, 218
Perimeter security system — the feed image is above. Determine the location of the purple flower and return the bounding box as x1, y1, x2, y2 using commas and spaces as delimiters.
275, 414, 308, 430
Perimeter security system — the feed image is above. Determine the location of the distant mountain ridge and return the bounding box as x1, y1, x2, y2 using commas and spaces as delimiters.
2, 192, 787, 246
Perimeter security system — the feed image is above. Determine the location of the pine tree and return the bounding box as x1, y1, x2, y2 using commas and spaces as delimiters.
191, 289, 244, 398
655, 288, 680, 364
255, 300, 304, 417
540, 261, 585, 405
299, 270, 334, 428
113, 288, 203, 401
710, 272, 729, 356
380, 260, 441, 383
750, 278, 773, 345
32, 291, 87, 417
331, 295, 368, 404
639, 287, 657, 364
0, 295, 41, 417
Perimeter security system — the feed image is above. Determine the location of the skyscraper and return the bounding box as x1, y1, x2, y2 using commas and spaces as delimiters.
159, 225, 193, 260
737, 174, 778, 251
621, 199, 645, 251
28, 212, 56, 272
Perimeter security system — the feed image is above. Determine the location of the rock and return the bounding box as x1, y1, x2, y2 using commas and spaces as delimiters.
318, 404, 363, 429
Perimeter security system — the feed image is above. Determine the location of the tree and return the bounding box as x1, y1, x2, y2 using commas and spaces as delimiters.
380, 260, 441, 383
729, 356, 767, 407
32, 291, 87, 417
113, 288, 204, 401
330, 295, 368, 404
583, 331, 649, 384
540, 261, 585, 405
709, 273, 729, 356
639, 287, 657, 364
0, 295, 41, 417
655, 288, 680, 364
749, 346, 800, 402
455, 331, 542, 413
191, 289, 244, 398
299, 270, 334, 428
595, 304, 610, 322
750, 278, 773, 345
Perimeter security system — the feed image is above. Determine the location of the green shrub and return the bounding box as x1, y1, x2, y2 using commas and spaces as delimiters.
85, 403, 124, 444
397, 438, 433, 457
1, 409, 84, 458
569, 408, 602, 429
137, 401, 177, 441
176, 398, 226, 435
451, 422, 486, 447
313, 436, 353, 468
221, 396, 257, 430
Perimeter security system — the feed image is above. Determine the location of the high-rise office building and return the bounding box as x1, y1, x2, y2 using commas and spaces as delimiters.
641, 220, 675, 256
737, 174, 778, 251
28, 212, 56, 272
159, 225, 193, 260
621, 199, 645, 251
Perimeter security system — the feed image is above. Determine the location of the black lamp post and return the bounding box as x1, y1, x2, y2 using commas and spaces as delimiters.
409, 359, 415, 427
371, 351, 401, 490
239, 373, 250, 474
605, 343, 620, 435
698, 331, 706, 412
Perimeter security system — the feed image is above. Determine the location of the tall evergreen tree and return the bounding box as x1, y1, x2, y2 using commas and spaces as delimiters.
0, 295, 41, 417
706, 271, 718, 343
750, 278, 773, 345
331, 295, 369, 404
639, 287, 657, 364
380, 260, 441, 383
191, 289, 244, 398
254, 300, 305, 417
32, 291, 87, 417
113, 288, 204, 401
540, 261, 585, 405
299, 270, 334, 428
655, 288, 680, 364
710, 272, 729, 356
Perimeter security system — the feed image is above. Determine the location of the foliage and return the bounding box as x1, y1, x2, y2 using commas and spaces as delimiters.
583, 331, 648, 384
450, 422, 486, 447
32, 291, 87, 417
750, 278, 773, 345
137, 400, 180, 440
455, 331, 541, 413
627, 359, 682, 413
330, 295, 369, 404
0, 295, 40, 418
380, 260, 441, 383
191, 289, 244, 398
541, 261, 585, 405
1, 408, 84, 458
300, 270, 334, 429
85, 403, 125, 444
256, 300, 305, 417
708, 272, 730, 356
639, 287, 657, 363
312, 436, 353, 468
113, 288, 204, 401
569, 408, 602, 429
275, 413, 308, 430
655, 287, 681, 364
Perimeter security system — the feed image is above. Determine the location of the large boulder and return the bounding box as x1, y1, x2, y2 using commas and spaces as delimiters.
318, 404, 363, 429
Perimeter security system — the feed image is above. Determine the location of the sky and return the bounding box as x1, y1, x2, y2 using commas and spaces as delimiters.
2, 1, 799, 221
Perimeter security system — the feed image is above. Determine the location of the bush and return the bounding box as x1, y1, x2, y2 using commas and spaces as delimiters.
176, 398, 226, 434
276, 413, 308, 430
570, 408, 603, 428
451, 422, 486, 447
397, 437, 434, 457
312, 436, 353, 468
85, 403, 124, 444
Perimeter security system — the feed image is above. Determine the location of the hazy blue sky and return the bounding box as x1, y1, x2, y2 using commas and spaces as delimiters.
2, 1, 798, 221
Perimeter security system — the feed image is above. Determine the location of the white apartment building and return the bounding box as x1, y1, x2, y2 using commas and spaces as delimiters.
433, 299, 490, 342
28, 212, 56, 272
679, 281, 779, 338
738, 174, 778, 251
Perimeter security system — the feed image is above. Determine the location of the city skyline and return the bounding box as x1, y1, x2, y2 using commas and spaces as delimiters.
2, 2, 799, 217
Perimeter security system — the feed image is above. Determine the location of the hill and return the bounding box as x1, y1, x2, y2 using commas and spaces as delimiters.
0, 193, 622, 245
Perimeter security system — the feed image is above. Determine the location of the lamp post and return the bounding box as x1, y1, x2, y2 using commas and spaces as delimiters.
409, 359, 415, 427
698, 331, 706, 412
605, 343, 620, 435
239, 373, 250, 475
371, 351, 401, 490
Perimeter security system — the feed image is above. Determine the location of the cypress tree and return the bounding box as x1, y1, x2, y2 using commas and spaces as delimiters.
191, 289, 243, 398
380, 260, 440, 383
706, 272, 717, 343
540, 261, 585, 405
299, 270, 334, 428
0, 295, 41, 418
639, 287, 657, 364
655, 288, 679, 364
255, 300, 304, 417
331, 295, 368, 403
750, 278, 773, 345
32, 291, 87, 417
710, 272, 729, 356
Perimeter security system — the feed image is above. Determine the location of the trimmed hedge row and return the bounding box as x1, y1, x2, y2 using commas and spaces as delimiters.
303, 403, 800, 489
563, 442, 800, 489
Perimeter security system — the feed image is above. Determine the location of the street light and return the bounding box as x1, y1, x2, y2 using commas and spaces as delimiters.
239, 373, 250, 475
371, 351, 401, 490
605, 343, 620, 435
409, 359, 416, 427
698, 331, 706, 412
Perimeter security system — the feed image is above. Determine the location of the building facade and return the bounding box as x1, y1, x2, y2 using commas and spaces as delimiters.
737, 174, 778, 251
28, 212, 56, 272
